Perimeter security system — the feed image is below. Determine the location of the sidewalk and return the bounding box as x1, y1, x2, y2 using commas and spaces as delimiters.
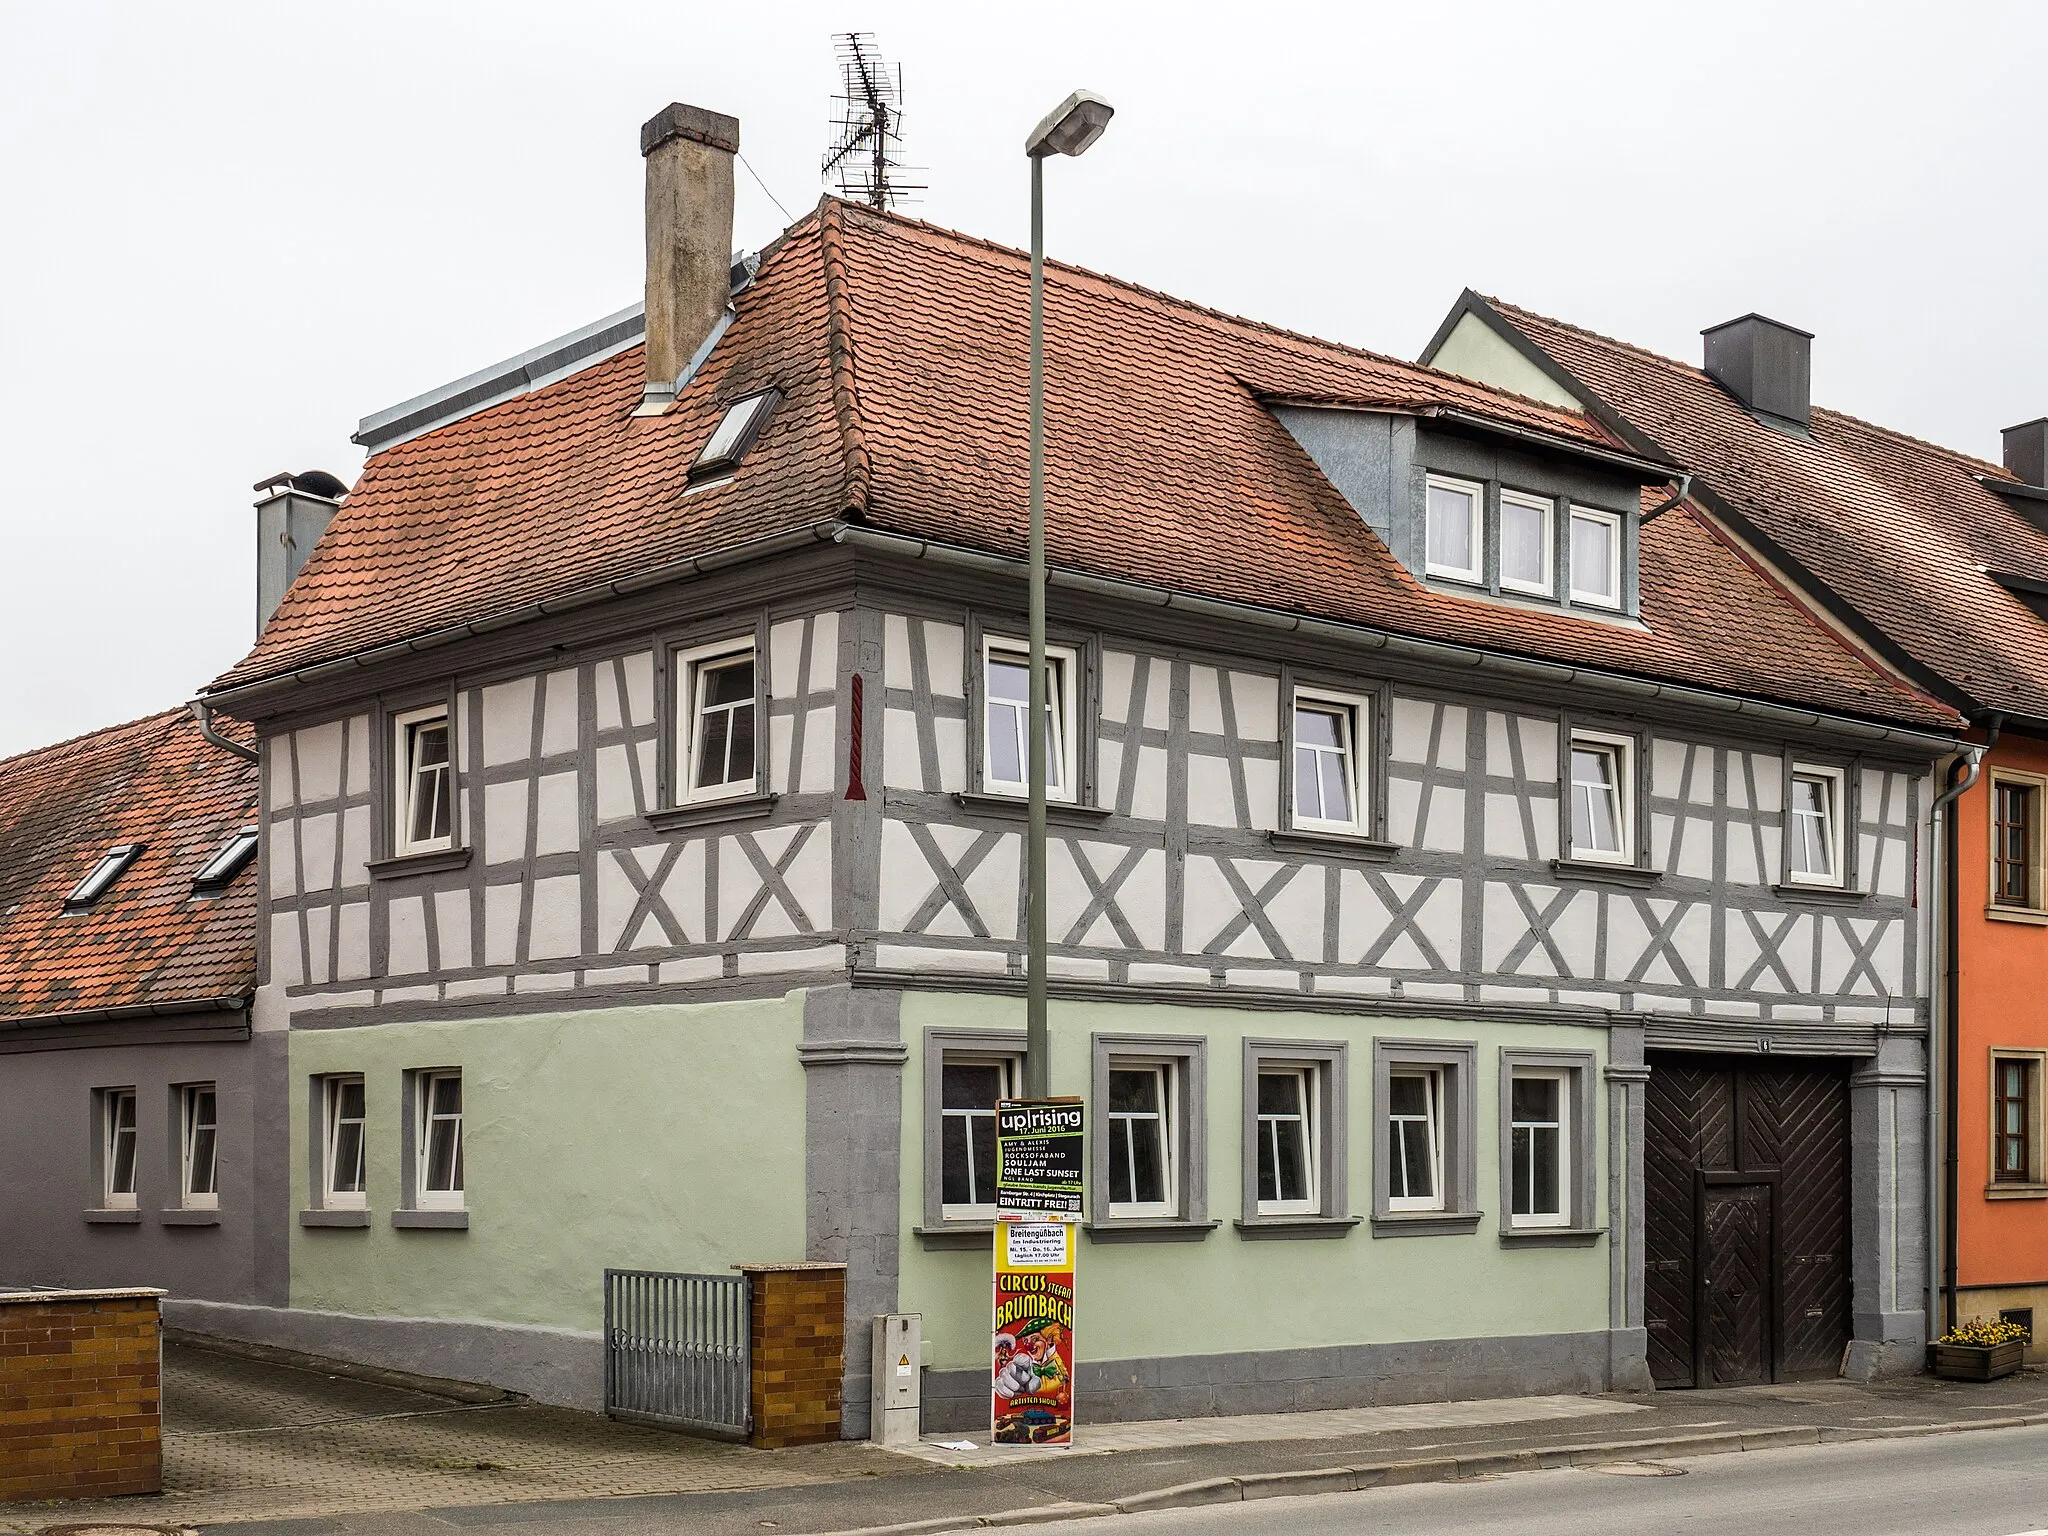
7, 1340, 2047, 1536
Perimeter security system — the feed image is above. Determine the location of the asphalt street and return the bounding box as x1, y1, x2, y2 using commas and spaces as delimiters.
1110, 1422, 2048, 1535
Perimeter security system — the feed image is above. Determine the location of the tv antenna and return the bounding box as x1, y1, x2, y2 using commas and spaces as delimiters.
822, 33, 923, 210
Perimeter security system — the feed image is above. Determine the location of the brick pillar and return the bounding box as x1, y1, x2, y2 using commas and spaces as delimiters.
736, 1263, 846, 1448
0, 1287, 164, 1501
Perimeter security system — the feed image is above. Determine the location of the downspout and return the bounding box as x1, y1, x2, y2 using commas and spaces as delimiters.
1641, 473, 1693, 522
188, 699, 259, 764
1928, 722, 1992, 1341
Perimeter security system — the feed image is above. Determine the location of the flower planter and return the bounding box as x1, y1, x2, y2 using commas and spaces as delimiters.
1931, 1339, 2026, 1381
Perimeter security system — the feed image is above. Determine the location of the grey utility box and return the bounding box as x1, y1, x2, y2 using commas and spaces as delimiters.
870, 1312, 923, 1447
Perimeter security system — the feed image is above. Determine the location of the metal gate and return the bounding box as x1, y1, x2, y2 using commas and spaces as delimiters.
1644, 1054, 1851, 1388
603, 1269, 752, 1437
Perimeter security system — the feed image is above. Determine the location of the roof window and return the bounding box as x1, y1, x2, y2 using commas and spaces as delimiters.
689, 390, 779, 483
193, 829, 259, 894
66, 845, 143, 910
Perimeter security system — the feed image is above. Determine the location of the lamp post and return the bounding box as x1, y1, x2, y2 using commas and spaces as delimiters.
1023, 90, 1114, 1100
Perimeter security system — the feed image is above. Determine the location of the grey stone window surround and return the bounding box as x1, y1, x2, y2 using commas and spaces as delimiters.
964, 612, 1103, 809
1370, 1039, 1480, 1238
1553, 715, 1655, 884
1273, 666, 1394, 853
1497, 1046, 1602, 1248
373, 680, 464, 863
1236, 1037, 1357, 1240
300, 1072, 372, 1229
652, 613, 774, 813
397, 1066, 469, 1230
366, 846, 474, 881
916, 1026, 1027, 1250
1774, 751, 1862, 900
1088, 1033, 1216, 1242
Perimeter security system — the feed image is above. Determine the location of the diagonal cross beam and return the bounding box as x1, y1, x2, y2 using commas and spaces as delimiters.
729, 824, 819, 939
1062, 842, 1148, 950
901, 823, 1001, 938
611, 844, 690, 950
1357, 873, 1449, 971
1204, 858, 1301, 962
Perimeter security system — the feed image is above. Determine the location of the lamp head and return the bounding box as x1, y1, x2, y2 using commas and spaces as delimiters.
1026, 90, 1115, 158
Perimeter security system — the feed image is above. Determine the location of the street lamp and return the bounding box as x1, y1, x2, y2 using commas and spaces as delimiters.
1023, 89, 1114, 1100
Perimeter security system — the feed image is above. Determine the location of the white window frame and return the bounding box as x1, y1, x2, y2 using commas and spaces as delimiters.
1385, 1067, 1446, 1213
981, 636, 1079, 803
180, 1083, 219, 1210
1567, 729, 1635, 865
322, 1075, 368, 1210
1786, 764, 1848, 887
1498, 490, 1556, 596
938, 1051, 1020, 1221
1507, 1066, 1571, 1230
1424, 474, 1485, 585
1568, 504, 1624, 609
102, 1088, 138, 1211
675, 637, 761, 804
392, 704, 455, 856
1106, 1059, 1178, 1220
414, 1070, 465, 1211
1251, 1063, 1319, 1217
1289, 689, 1370, 834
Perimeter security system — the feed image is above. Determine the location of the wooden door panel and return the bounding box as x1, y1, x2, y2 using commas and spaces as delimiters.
1644, 1060, 1732, 1388
1701, 1183, 1771, 1385
1758, 1065, 1851, 1378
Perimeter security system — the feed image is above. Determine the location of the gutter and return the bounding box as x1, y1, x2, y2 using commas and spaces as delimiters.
201, 519, 850, 708
1927, 724, 1992, 1341
1427, 407, 1681, 481
837, 526, 1963, 752
0, 996, 250, 1032
187, 699, 259, 763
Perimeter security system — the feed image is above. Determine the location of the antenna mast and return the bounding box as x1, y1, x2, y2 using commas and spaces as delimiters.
822, 33, 922, 211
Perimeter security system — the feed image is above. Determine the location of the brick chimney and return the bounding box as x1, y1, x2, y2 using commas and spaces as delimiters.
640, 102, 740, 410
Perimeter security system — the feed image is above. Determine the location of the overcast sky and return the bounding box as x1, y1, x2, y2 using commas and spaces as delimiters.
2, 2, 2042, 757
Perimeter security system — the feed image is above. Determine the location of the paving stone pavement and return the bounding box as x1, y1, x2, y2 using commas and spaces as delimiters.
0, 1340, 927, 1531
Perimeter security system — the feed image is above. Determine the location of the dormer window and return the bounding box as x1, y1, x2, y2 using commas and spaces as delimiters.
1425, 475, 1483, 584
689, 390, 780, 484
66, 845, 142, 910
1499, 491, 1555, 596
1569, 505, 1623, 609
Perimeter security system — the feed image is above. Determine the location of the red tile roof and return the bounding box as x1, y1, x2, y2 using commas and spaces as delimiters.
0, 709, 259, 1025
208, 202, 1957, 733
1477, 295, 2045, 724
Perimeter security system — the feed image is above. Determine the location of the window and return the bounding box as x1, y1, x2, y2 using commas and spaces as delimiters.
940, 1053, 1019, 1220
1567, 731, 1634, 864
393, 706, 454, 855
677, 641, 759, 801
1508, 1070, 1568, 1228
1786, 765, 1847, 887
414, 1071, 464, 1210
981, 638, 1078, 801
690, 390, 779, 482
1253, 1067, 1318, 1215
1386, 1069, 1444, 1212
1425, 475, 1483, 584
1372, 1041, 1476, 1232
1996, 1058, 2034, 1184
193, 829, 259, 893
102, 1089, 138, 1210
1996, 780, 2037, 908
66, 845, 142, 910
1569, 505, 1623, 608
1107, 1064, 1175, 1217
1291, 690, 1368, 833
180, 1084, 219, 1210
1498, 491, 1555, 596
323, 1076, 368, 1209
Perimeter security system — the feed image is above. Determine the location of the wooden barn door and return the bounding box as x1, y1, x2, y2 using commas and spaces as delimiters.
1643, 1054, 1851, 1388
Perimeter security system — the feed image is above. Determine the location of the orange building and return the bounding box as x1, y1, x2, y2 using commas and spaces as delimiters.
1424, 298, 2048, 1361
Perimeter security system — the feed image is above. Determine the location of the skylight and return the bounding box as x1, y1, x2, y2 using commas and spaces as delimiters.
65, 845, 143, 910
193, 829, 259, 894
689, 390, 779, 482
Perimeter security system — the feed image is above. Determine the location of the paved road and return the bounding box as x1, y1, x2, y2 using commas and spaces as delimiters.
1115, 1423, 2048, 1535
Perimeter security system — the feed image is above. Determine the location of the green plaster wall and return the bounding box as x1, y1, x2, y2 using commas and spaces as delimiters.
288, 995, 810, 1331
1427, 312, 1587, 412
897, 993, 1609, 1372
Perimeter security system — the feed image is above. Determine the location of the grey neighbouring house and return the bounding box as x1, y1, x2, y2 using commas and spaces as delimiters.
154, 101, 1967, 1428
